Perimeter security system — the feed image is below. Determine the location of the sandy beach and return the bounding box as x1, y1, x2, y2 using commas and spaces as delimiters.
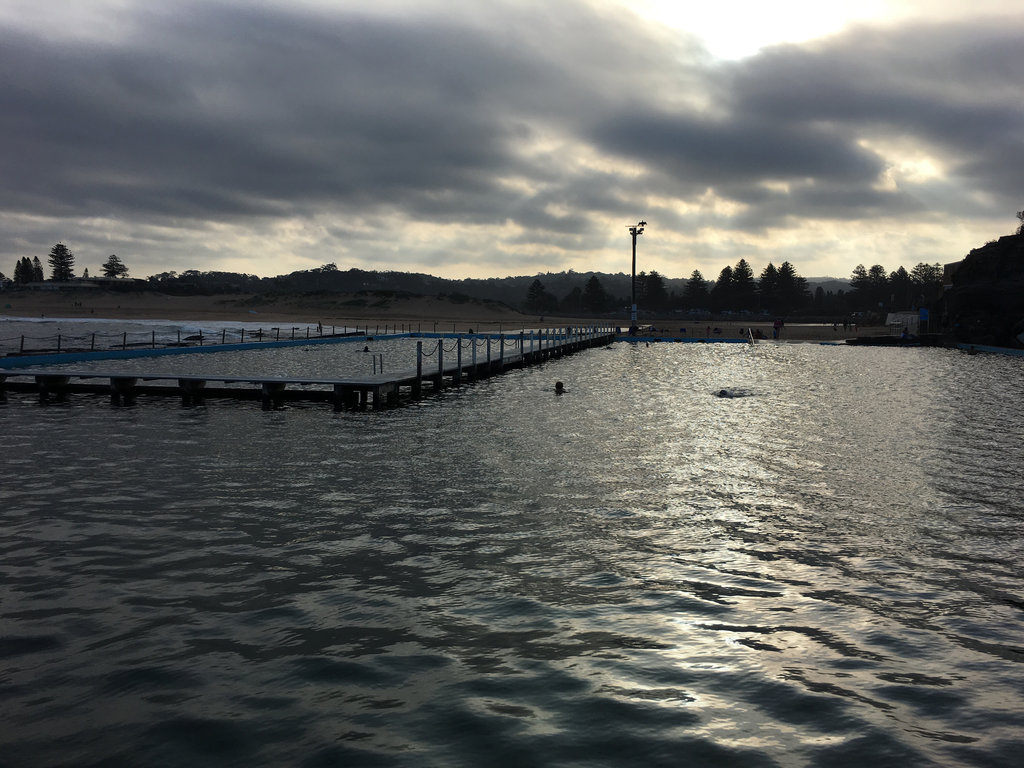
0, 289, 887, 341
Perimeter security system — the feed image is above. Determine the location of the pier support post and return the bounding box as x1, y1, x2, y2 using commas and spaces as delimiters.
373, 383, 398, 409
35, 374, 70, 403
179, 378, 207, 406
260, 381, 287, 410
333, 385, 361, 410
109, 376, 138, 407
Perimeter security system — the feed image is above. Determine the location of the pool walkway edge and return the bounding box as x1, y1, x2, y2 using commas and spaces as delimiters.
0, 328, 615, 410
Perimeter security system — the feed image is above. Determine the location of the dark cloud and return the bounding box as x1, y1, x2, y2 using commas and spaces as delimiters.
726, 20, 1024, 197
0, 1, 1021, 277
589, 17, 1024, 229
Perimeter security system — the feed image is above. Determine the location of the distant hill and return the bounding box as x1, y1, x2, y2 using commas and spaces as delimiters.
806, 278, 851, 295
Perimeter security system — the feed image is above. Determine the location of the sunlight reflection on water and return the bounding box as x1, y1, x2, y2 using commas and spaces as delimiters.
1, 340, 1023, 766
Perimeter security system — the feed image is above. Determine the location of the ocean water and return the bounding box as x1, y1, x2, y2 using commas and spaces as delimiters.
2, 339, 1023, 767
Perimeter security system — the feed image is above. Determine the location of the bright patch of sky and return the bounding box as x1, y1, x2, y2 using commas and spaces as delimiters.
623, 0, 1016, 60
0, 0, 1021, 282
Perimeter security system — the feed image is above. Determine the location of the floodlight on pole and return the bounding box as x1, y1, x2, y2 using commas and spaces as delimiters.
627, 220, 646, 330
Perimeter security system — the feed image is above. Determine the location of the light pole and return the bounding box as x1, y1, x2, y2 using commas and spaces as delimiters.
627, 220, 646, 331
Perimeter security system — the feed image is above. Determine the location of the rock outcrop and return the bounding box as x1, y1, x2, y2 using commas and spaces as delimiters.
942, 234, 1024, 347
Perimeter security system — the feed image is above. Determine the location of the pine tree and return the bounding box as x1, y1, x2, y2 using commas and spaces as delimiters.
889, 266, 912, 308
48, 243, 75, 281
776, 261, 809, 314
759, 263, 780, 310
561, 286, 583, 314
682, 270, 709, 308
582, 275, 611, 313
643, 270, 669, 312
867, 265, 889, 309
849, 264, 870, 310
32, 256, 44, 281
732, 259, 757, 310
102, 254, 129, 278
910, 262, 944, 305
524, 279, 557, 313
710, 266, 734, 311
13, 258, 32, 283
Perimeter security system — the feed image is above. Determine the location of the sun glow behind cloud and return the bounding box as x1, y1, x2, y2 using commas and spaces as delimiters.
0, 0, 1020, 282
620, 0, 889, 60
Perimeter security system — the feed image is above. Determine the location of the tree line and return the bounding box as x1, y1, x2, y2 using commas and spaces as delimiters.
523, 258, 944, 318
3, 242, 946, 319
3, 243, 129, 284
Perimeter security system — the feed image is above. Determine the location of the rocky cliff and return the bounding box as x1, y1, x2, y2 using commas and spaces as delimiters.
942, 233, 1024, 347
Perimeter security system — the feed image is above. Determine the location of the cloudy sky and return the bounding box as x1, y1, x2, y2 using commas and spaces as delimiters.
1, 0, 1021, 282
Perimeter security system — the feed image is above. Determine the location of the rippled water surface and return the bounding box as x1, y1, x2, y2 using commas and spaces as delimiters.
2, 341, 1023, 767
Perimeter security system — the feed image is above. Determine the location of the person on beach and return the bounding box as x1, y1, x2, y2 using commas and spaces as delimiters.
554, 381, 565, 395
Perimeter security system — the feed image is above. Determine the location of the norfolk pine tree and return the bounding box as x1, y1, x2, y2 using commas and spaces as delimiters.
48, 243, 75, 281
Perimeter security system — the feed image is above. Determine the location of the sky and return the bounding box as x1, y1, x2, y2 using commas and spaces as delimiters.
1, 0, 1021, 282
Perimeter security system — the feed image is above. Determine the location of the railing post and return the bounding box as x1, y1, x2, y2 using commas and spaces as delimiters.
222, 329, 226, 344
122, 332, 126, 350
414, 341, 423, 399
152, 330, 156, 348
91, 333, 95, 351
240, 328, 245, 344
487, 336, 492, 371
456, 336, 463, 385
437, 341, 444, 388
471, 337, 478, 379
499, 334, 505, 367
